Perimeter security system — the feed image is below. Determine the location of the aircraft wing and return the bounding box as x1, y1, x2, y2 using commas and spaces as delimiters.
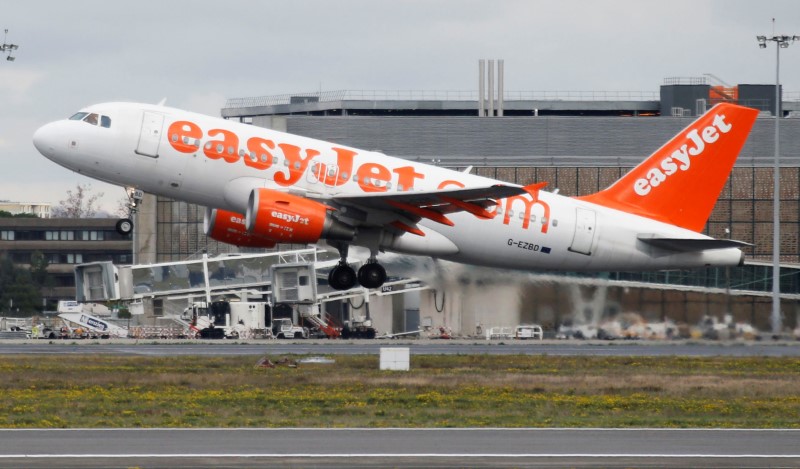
637, 234, 753, 252
331, 184, 526, 234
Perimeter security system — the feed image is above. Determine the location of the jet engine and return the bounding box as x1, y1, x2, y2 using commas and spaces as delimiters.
204, 208, 277, 248
245, 188, 355, 244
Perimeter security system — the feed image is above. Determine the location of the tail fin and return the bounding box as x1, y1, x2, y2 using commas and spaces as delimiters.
578, 103, 759, 232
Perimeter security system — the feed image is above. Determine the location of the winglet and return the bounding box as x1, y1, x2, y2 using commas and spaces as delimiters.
578, 103, 759, 232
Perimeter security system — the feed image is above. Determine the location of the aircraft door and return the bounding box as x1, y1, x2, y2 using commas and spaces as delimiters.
569, 208, 596, 255
135, 111, 164, 158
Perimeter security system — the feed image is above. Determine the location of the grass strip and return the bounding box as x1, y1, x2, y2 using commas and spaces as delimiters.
0, 354, 797, 428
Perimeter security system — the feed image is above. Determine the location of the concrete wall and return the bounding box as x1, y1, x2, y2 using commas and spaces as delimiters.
285, 115, 800, 165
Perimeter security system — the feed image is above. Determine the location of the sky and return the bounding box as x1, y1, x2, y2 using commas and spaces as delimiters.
1, 0, 799, 212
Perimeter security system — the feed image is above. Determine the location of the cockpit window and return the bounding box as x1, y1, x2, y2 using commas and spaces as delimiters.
69, 112, 111, 128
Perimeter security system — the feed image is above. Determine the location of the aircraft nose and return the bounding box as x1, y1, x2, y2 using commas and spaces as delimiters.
33, 122, 61, 160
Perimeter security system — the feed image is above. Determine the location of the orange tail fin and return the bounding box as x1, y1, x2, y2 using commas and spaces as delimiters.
578, 103, 759, 232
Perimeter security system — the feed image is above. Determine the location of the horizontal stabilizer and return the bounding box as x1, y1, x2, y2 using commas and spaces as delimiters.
637, 234, 752, 252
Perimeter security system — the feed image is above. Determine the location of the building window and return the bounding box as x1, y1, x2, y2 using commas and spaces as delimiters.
153, 299, 164, 316
45, 231, 57, 241
0, 230, 14, 240
82, 230, 105, 240
60, 230, 74, 241
65, 253, 84, 264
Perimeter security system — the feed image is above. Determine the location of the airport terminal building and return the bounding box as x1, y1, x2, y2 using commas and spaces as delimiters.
143, 76, 800, 335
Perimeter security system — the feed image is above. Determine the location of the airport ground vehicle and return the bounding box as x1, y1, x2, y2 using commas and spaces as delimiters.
515, 324, 543, 340
341, 316, 377, 339
184, 300, 268, 339
272, 318, 309, 339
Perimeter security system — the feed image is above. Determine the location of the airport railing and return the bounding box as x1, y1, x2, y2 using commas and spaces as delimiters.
223, 90, 661, 109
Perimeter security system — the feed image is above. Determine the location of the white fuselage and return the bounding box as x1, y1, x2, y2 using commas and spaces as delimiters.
33, 102, 743, 271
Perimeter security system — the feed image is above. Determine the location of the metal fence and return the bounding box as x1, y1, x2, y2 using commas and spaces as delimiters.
223, 90, 661, 109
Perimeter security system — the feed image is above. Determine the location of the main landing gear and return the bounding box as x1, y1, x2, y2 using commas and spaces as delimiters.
328, 246, 387, 291
358, 260, 387, 289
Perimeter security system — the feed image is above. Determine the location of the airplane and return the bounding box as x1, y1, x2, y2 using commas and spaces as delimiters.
33, 102, 759, 290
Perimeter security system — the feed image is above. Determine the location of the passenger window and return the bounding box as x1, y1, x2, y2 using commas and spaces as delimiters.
83, 113, 99, 125
100, 116, 111, 128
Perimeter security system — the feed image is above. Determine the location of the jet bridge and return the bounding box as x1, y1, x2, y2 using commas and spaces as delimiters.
74, 248, 428, 337
74, 248, 331, 303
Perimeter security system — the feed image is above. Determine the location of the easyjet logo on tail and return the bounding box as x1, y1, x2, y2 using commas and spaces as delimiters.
633, 113, 733, 196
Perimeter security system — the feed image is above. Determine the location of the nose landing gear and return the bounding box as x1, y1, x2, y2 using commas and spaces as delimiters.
115, 188, 143, 236
115, 218, 133, 236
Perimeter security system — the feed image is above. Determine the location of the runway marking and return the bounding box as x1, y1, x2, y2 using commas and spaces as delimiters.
0, 454, 799, 459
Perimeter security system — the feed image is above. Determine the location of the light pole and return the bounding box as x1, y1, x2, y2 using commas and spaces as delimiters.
1, 29, 18, 61
757, 28, 799, 337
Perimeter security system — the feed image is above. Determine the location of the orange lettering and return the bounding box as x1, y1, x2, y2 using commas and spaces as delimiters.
244, 137, 276, 171
503, 195, 550, 233
315, 148, 357, 186
394, 166, 425, 190
275, 143, 320, 186
204, 128, 240, 163
167, 120, 202, 153
438, 179, 465, 189
357, 163, 391, 193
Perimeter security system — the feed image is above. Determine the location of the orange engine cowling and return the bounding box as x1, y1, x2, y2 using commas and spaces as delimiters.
245, 188, 355, 244
204, 208, 278, 248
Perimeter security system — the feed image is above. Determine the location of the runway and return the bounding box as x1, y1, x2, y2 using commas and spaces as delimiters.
1, 340, 800, 356
0, 428, 797, 468
2, 341, 796, 467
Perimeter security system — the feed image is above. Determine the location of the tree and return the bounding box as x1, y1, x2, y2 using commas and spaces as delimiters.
51, 183, 104, 218
0, 210, 39, 218
0, 257, 42, 316
29, 251, 50, 287
115, 193, 132, 218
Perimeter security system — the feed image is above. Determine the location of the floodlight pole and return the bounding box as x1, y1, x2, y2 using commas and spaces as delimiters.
1, 29, 18, 61
757, 29, 799, 336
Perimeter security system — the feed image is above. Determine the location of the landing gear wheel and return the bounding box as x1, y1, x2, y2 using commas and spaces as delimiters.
358, 262, 387, 289
115, 218, 134, 236
328, 263, 357, 290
